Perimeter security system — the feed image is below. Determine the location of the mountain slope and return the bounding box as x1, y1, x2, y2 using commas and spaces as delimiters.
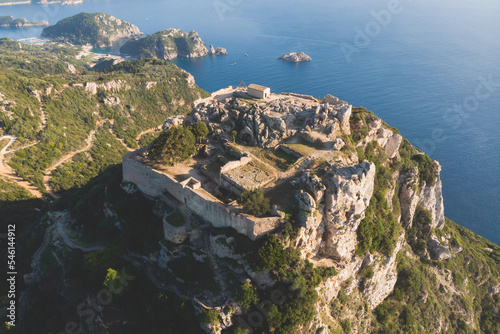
0, 40, 498, 334
120, 28, 210, 60
41, 12, 141, 47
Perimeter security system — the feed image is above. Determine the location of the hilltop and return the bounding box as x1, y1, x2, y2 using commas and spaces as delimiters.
120, 87, 500, 333
41, 12, 141, 48
0, 41, 498, 334
120, 28, 225, 60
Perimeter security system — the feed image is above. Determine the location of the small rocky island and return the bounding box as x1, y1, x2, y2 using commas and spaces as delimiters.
0, 16, 49, 28
278, 51, 312, 63
41, 12, 141, 48
208, 45, 227, 55
120, 28, 226, 60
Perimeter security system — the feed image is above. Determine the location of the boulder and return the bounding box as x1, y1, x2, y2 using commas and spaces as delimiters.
296, 190, 317, 212
332, 138, 345, 151
428, 236, 451, 261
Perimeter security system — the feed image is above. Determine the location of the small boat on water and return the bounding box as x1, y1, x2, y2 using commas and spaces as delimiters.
244, 53, 248, 56
231, 62, 237, 65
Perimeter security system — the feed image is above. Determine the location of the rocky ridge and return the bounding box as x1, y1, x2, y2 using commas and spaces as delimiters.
120, 28, 226, 60
145, 86, 469, 333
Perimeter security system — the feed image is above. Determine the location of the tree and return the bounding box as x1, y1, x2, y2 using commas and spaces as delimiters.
238, 188, 270, 216
147, 126, 196, 165
190, 121, 209, 143
199, 309, 219, 325
235, 282, 259, 311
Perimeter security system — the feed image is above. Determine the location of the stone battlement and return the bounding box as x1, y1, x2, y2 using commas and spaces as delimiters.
122, 150, 280, 240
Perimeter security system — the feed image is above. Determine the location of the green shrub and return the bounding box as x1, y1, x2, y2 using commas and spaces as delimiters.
147, 126, 196, 165
341, 319, 351, 333
190, 121, 209, 143
238, 188, 270, 216
338, 288, 348, 305
235, 282, 259, 311
199, 309, 219, 325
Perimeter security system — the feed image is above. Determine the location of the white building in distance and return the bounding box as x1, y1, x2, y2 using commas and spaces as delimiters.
247, 84, 271, 99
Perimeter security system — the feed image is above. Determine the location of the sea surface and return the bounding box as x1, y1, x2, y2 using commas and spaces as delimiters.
1, 0, 499, 245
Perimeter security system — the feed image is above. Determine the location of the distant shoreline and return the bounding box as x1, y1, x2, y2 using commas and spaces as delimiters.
0, 1, 31, 6
0, 0, 83, 6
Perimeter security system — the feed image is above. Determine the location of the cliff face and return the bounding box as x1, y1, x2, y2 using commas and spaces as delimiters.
139, 88, 496, 334
41, 12, 141, 47
120, 28, 224, 60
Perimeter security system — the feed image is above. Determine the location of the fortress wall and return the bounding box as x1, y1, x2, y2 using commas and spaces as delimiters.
122, 153, 183, 200
220, 156, 252, 174
123, 153, 280, 240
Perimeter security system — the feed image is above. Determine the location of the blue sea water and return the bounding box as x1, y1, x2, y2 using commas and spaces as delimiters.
1, 0, 499, 245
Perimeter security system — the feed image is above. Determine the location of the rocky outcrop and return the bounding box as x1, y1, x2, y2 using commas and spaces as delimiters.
278, 52, 312, 63
121, 28, 224, 61
296, 190, 317, 212
398, 163, 445, 229
323, 162, 376, 260
428, 236, 451, 261
361, 234, 405, 308
362, 118, 403, 159
84, 80, 131, 95
192, 92, 353, 149
399, 167, 419, 228
208, 45, 227, 55
418, 164, 445, 229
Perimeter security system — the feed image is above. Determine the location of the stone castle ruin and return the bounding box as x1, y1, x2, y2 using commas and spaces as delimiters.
122, 85, 445, 266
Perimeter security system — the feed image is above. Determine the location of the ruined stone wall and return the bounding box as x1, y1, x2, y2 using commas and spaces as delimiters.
122, 153, 280, 240
220, 156, 252, 174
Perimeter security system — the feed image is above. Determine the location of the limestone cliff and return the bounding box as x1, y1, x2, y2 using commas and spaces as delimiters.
120, 28, 224, 61
116, 87, 498, 334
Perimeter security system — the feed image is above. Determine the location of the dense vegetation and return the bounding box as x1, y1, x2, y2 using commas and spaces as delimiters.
0, 40, 207, 194
229, 235, 337, 334
147, 125, 197, 165
41, 12, 139, 47
372, 219, 500, 333
0, 177, 33, 201
238, 187, 271, 216
356, 141, 402, 257
1, 38, 499, 334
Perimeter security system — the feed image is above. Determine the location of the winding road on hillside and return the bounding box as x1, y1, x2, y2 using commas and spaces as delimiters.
0, 135, 43, 197
43, 130, 96, 198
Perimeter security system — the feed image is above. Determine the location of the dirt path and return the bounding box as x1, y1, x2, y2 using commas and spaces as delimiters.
0, 90, 48, 197
135, 125, 162, 143
107, 128, 134, 152
43, 130, 96, 198
0, 135, 43, 197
